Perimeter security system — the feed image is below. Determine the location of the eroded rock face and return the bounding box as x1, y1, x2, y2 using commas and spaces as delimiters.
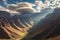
0, 11, 34, 40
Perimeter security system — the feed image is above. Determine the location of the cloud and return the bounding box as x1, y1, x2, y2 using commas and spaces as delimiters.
7, 2, 36, 13
0, 0, 60, 13
0, 6, 7, 11
0, 2, 36, 14
2, 0, 7, 5
2, 0, 7, 3
35, 0, 60, 10
0, 6, 19, 14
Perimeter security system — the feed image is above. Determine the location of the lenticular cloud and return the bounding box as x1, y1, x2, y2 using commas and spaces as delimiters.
1, 0, 60, 13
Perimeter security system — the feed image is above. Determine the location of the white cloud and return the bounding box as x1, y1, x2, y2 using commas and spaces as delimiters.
0, 6, 19, 14
7, 2, 36, 13
0, 0, 60, 13
35, 0, 60, 10
2, 0, 7, 5
2, 0, 7, 2
2, 0, 9, 8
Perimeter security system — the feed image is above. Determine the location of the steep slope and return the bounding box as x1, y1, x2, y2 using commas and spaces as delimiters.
23, 8, 60, 40
0, 11, 34, 39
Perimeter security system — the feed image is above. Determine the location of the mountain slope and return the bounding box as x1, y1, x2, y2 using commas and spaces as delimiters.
23, 8, 60, 40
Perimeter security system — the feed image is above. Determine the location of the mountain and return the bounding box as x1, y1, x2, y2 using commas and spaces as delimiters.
0, 10, 35, 39
0, 8, 53, 39
23, 8, 60, 40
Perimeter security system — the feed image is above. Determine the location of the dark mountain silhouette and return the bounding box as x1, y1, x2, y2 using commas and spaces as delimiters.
23, 8, 60, 40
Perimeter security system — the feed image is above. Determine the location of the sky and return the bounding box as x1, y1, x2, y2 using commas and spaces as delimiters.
0, 0, 36, 8
0, 0, 45, 7
0, 0, 60, 13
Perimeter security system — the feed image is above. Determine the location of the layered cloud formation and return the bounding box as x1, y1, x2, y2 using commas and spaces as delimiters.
7, 2, 36, 13
0, 0, 60, 13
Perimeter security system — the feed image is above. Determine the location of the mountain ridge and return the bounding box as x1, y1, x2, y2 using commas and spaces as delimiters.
23, 8, 60, 40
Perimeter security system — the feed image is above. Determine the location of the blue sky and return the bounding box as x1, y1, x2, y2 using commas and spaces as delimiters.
7, 0, 35, 4
0, 0, 45, 7
0, 0, 35, 7
7, 0, 45, 4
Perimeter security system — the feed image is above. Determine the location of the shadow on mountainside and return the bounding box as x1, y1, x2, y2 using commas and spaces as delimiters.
22, 8, 60, 40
